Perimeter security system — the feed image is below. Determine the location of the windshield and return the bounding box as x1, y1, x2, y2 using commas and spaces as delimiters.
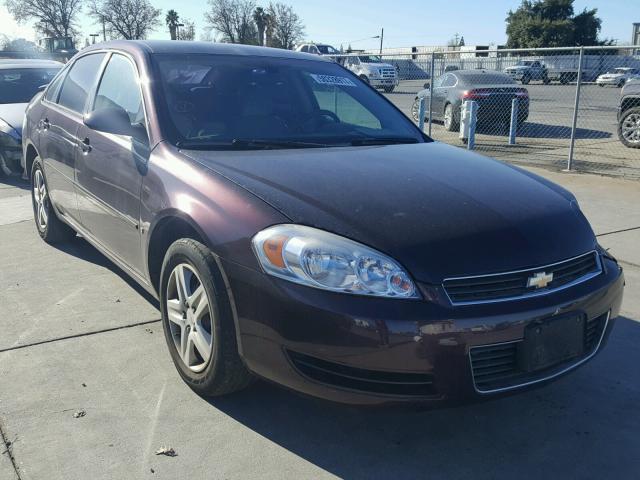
359, 56, 382, 64
611, 68, 629, 74
516, 61, 534, 66
317, 45, 339, 54
0, 68, 60, 104
153, 54, 425, 149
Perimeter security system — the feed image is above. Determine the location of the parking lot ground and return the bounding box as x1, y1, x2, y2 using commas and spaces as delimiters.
1, 167, 639, 480
387, 82, 640, 179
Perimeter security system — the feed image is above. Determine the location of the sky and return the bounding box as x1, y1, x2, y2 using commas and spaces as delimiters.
0, 0, 637, 49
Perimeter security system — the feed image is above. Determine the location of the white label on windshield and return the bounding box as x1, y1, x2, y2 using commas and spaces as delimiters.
310, 74, 357, 87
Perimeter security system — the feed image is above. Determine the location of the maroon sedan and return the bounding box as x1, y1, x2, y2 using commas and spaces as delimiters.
22, 41, 624, 406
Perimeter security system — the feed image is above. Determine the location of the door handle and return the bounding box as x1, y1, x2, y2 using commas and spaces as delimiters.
39, 118, 50, 130
80, 137, 92, 154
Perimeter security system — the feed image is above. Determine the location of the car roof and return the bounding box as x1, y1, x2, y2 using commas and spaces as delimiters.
81, 40, 332, 62
0, 59, 63, 69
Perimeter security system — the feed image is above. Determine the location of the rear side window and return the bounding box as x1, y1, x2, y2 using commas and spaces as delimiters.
441, 74, 457, 87
58, 53, 106, 113
92, 54, 144, 125
301, 45, 309, 53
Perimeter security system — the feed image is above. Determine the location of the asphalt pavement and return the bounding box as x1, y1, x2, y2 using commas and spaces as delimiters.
1, 166, 639, 480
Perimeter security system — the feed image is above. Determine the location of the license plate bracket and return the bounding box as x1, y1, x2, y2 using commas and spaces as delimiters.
519, 315, 585, 372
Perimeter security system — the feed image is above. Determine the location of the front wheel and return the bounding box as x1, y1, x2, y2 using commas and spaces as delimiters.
31, 159, 76, 244
359, 75, 370, 84
618, 107, 640, 149
160, 238, 253, 397
521, 75, 531, 85
542, 76, 550, 85
383, 85, 395, 93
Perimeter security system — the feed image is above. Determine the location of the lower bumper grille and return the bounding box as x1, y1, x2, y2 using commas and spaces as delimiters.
470, 312, 609, 393
287, 350, 436, 397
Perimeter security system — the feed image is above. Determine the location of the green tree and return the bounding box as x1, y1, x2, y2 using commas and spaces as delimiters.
253, 6, 267, 46
166, 9, 180, 40
505, 0, 607, 48
267, 3, 304, 50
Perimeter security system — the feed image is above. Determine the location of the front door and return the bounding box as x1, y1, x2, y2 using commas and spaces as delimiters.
75, 53, 149, 274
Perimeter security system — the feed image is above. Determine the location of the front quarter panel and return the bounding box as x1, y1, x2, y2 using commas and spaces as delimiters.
140, 143, 289, 279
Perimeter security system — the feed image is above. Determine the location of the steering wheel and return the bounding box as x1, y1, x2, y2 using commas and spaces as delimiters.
315, 109, 341, 124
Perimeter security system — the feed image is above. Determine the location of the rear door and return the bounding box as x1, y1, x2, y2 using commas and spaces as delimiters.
75, 52, 149, 274
39, 53, 106, 224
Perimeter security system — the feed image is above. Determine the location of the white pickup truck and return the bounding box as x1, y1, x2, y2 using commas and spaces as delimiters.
341, 55, 399, 93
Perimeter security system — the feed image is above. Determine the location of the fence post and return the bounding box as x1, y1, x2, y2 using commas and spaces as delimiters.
467, 101, 478, 150
567, 46, 584, 171
418, 96, 426, 131
428, 52, 435, 137
509, 98, 519, 145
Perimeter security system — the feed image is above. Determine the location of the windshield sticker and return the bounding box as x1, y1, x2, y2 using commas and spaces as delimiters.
310, 74, 357, 87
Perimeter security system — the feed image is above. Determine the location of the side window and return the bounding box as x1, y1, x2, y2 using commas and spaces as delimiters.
442, 74, 457, 87
301, 45, 308, 53
92, 54, 144, 126
310, 46, 319, 54
44, 71, 66, 103
58, 53, 106, 113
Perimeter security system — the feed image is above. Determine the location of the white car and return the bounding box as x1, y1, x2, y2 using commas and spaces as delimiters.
596, 67, 640, 87
295, 43, 340, 56
341, 55, 399, 93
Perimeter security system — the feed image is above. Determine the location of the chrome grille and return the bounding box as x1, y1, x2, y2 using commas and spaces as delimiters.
381, 68, 396, 79
443, 251, 601, 305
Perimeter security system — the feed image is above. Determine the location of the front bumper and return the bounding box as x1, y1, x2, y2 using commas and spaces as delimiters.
596, 77, 623, 85
369, 78, 399, 88
223, 256, 624, 406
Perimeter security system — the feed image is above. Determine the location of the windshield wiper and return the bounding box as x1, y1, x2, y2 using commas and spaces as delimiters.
176, 138, 329, 150
350, 136, 420, 146
231, 138, 328, 149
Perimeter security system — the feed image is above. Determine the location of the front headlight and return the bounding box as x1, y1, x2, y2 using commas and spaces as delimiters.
0, 130, 21, 149
252, 224, 419, 298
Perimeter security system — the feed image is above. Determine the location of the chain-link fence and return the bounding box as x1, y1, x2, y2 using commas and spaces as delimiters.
335, 46, 640, 179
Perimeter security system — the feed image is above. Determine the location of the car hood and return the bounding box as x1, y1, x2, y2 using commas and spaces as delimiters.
0, 103, 27, 137
365, 62, 394, 70
183, 142, 596, 283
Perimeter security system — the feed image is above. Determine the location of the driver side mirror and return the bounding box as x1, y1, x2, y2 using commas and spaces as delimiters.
84, 107, 146, 142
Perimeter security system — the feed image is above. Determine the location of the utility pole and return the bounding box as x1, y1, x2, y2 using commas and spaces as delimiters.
176, 23, 184, 41
379, 28, 384, 55
101, 16, 106, 41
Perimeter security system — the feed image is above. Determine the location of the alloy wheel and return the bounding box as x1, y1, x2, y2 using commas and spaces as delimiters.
411, 98, 420, 122
33, 169, 49, 230
621, 113, 640, 145
166, 263, 214, 373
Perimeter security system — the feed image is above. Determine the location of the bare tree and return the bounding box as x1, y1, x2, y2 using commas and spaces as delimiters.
205, 0, 257, 44
178, 19, 196, 41
90, 0, 161, 40
267, 2, 304, 50
5, 0, 83, 37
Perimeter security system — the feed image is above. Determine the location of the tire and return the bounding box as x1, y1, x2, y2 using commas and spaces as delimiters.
542, 76, 550, 85
31, 159, 76, 244
383, 86, 395, 93
411, 97, 421, 122
618, 107, 640, 149
521, 74, 530, 85
159, 238, 253, 397
598, 83, 605, 87
444, 103, 459, 132
359, 75, 370, 84
617, 80, 625, 88
560, 74, 569, 85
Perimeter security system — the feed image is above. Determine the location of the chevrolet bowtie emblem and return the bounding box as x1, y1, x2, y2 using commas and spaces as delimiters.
527, 271, 554, 289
